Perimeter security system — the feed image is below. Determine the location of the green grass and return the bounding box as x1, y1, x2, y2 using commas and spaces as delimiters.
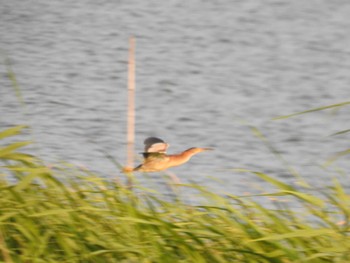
1, 126, 350, 262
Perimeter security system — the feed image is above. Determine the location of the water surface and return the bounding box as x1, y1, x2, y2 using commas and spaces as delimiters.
1, 0, 349, 196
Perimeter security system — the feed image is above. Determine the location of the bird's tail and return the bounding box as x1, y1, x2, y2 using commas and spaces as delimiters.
121, 166, 134, 173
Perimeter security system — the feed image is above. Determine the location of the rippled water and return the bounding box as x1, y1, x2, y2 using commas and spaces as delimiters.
1, 0, 349, 195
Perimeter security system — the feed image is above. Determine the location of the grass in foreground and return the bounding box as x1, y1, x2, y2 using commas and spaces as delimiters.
0, 126, 350, 263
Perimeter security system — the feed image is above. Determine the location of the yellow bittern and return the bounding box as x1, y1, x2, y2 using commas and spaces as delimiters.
124, 137, 213, 172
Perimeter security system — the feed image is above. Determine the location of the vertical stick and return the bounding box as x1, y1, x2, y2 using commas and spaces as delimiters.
126, 37, 135, 186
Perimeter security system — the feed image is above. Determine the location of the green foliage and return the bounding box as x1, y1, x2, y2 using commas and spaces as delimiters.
0, 126, 349, 262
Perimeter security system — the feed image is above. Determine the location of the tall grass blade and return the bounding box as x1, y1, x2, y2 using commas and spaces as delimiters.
4, 57, 25, 106
250, 229, 334, 242
0, 125, 28, 140
323, 148, 350, 167
329, 129, 350, 136
273, 101, 350, 120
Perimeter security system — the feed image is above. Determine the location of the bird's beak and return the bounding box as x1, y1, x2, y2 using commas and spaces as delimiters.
201, 147, 214, 151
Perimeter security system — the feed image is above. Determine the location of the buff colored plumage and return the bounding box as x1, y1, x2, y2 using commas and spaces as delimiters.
123, 137, 212, 173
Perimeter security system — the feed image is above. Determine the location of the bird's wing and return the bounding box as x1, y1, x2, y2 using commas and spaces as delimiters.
142, 152, 167, 159
136, 152, 170, 172
144, 137, 169, 153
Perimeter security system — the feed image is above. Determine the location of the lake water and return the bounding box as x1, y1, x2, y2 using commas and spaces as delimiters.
1, 0, 349, 197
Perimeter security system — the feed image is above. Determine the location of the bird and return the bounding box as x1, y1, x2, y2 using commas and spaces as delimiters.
123, 137, 213, 173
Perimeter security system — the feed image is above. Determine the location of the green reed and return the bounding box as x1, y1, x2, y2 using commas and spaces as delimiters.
0, 125, 349, 263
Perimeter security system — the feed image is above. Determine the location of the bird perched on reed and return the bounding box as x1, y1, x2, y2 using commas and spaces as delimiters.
123, 137, 212, 173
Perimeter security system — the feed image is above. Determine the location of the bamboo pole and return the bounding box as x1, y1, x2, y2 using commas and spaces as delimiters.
126, 37, 135, 186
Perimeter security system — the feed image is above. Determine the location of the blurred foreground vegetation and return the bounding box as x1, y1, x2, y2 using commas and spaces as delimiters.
0, 125, 349, 263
